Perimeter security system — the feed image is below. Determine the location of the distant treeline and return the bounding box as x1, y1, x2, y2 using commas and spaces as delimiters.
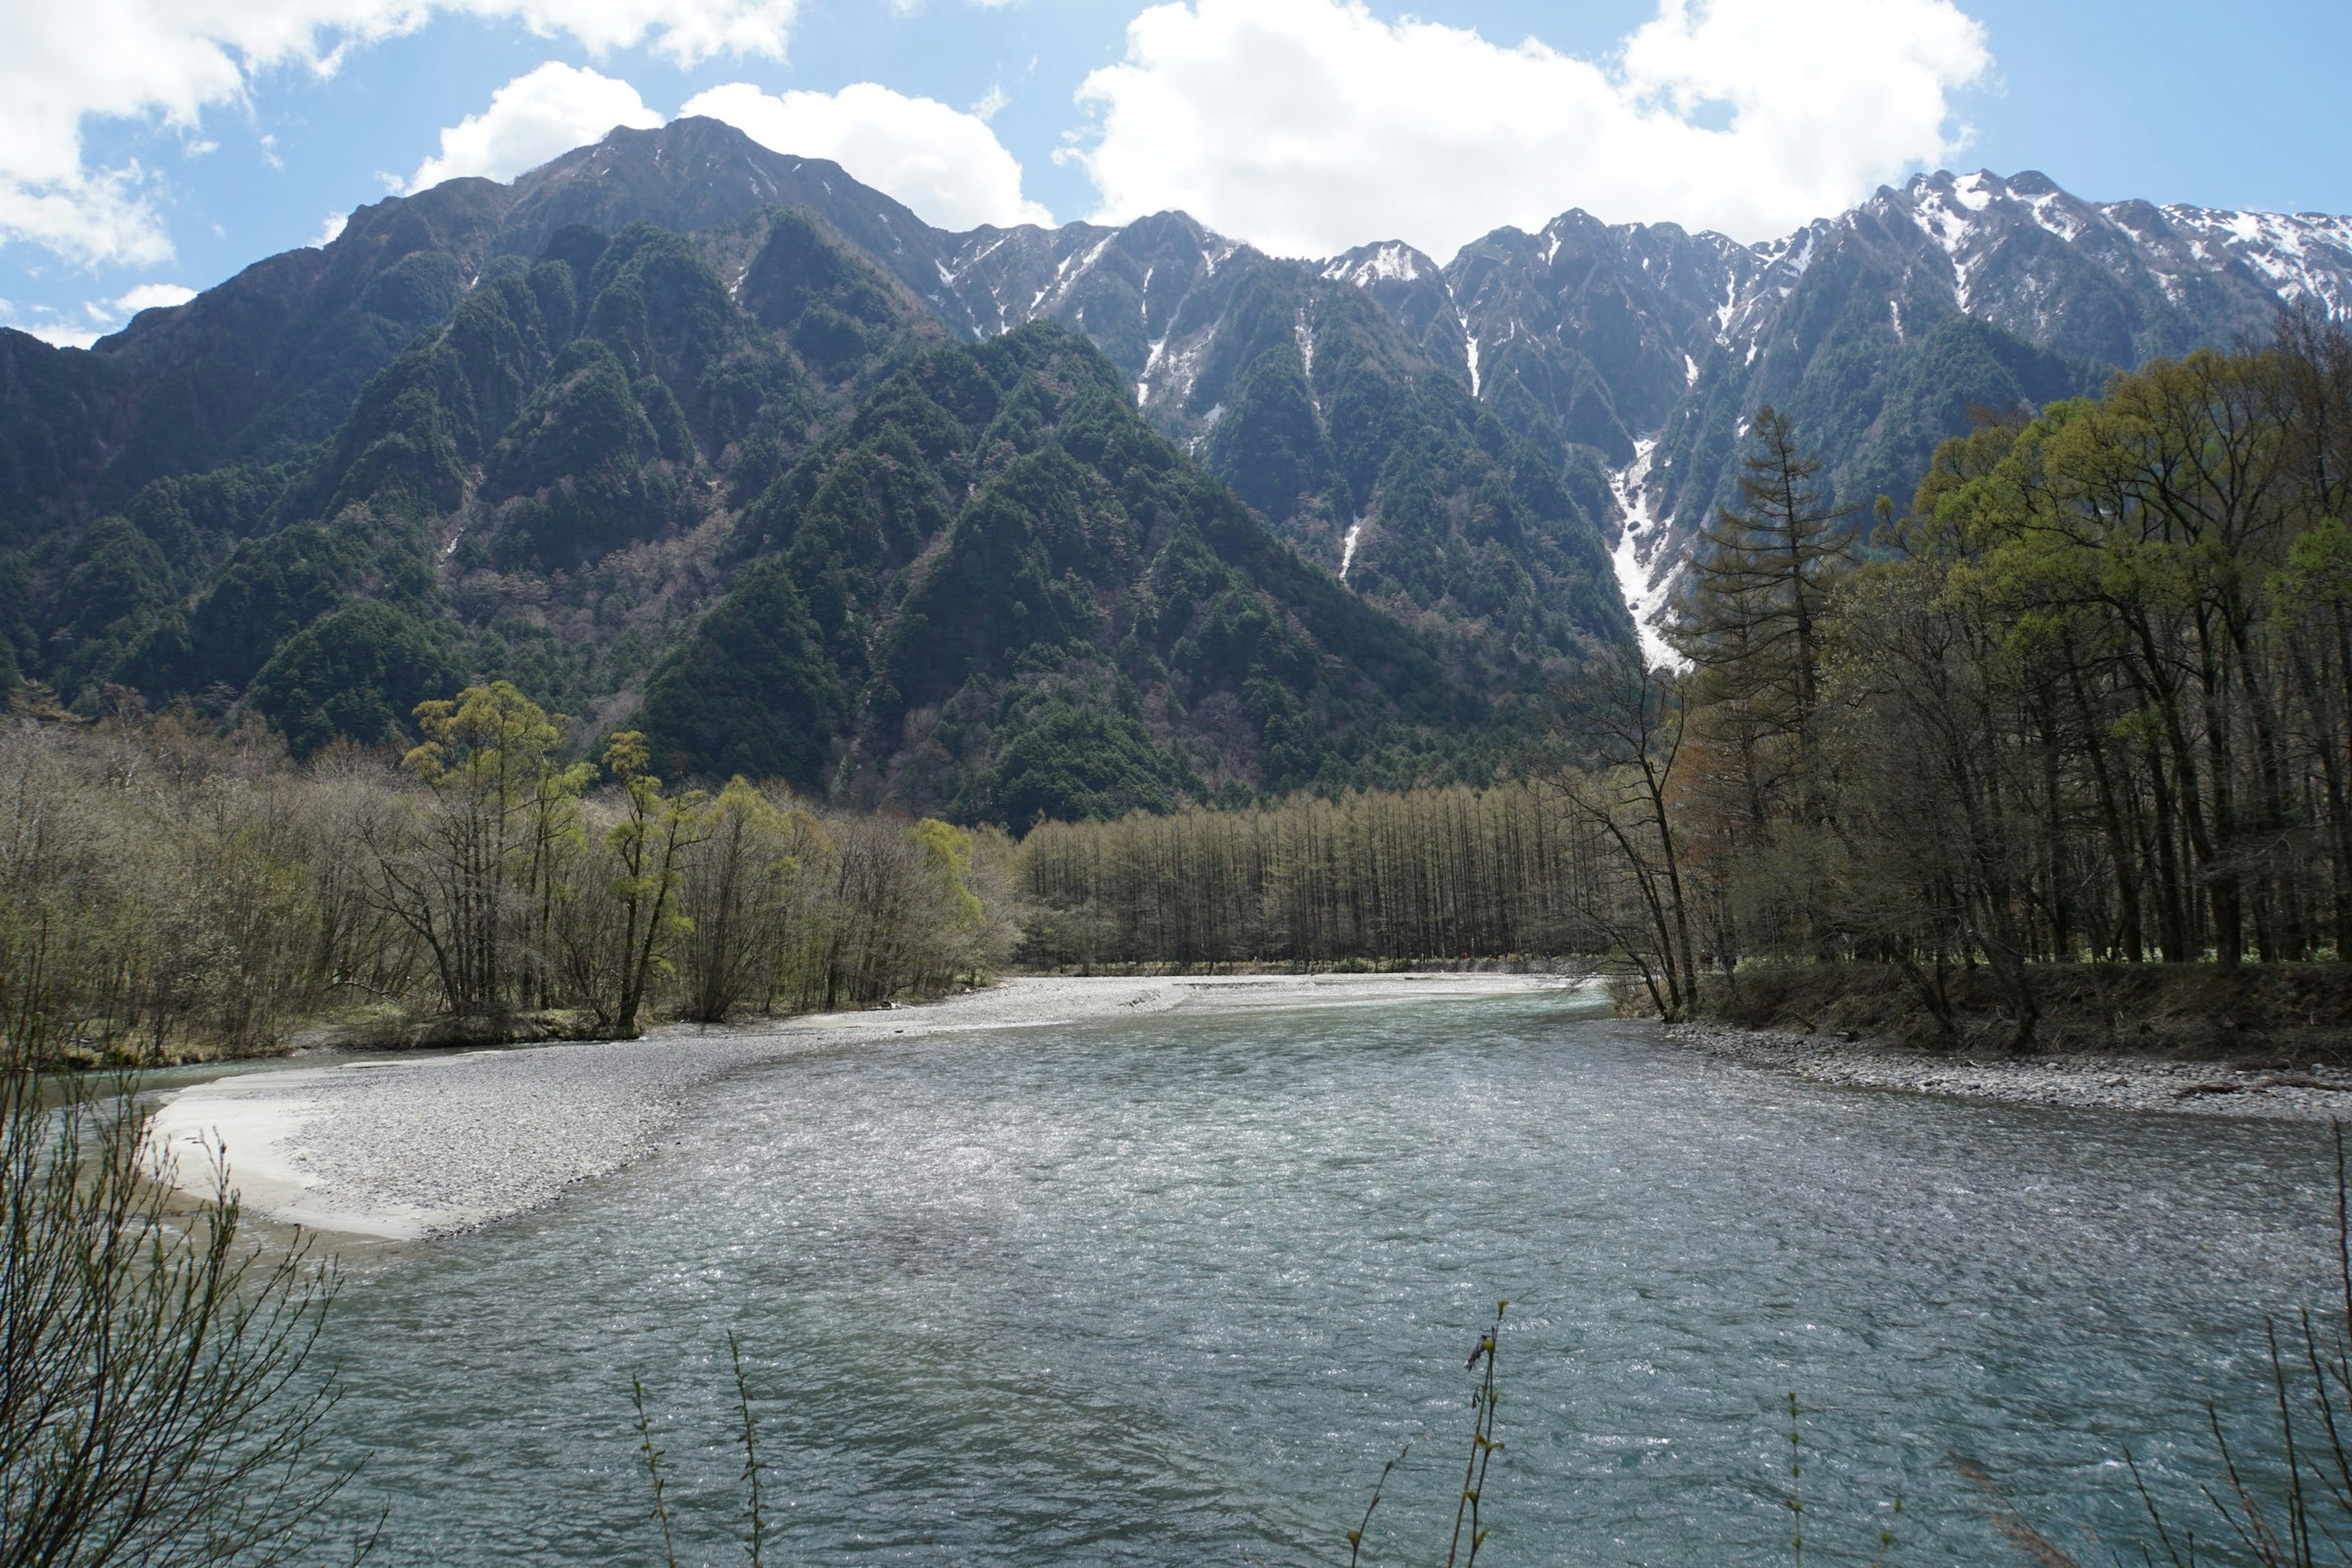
0, 683, 1015, 1065
1016, 781, 1603, 968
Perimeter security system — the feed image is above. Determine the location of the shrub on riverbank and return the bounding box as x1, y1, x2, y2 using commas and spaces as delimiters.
0, 685, 1020, 1066
0, 1046, 362, 1564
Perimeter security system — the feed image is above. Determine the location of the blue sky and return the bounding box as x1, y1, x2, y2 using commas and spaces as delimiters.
6, 0, 2346, 346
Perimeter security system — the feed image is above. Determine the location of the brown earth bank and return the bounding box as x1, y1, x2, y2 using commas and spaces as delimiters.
1660, 962, 2352, 1120
51, 997, 982, 1071
1693, 960, 2352, 1058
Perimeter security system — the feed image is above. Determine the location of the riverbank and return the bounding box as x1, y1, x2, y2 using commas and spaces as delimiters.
1665, 1020, 2352, 1120
145, 972, 1582, 1240
1696, 960, 2352, 1057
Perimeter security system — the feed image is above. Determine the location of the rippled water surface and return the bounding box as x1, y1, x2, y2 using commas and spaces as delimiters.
314, 985, 2343, 1564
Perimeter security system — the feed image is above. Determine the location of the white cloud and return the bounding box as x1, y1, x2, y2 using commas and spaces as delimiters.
2, 281, 189, 346
1071, 0, 1991, 257
405, 62, 662, 191
4, 307, 105, 349
682, 81, 1053, 231
314, 210, 349, 247
106, 282, 196, 314
0, 0, 799, 267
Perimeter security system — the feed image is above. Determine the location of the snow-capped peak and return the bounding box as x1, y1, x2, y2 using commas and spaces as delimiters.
1324, 242, 1427, 287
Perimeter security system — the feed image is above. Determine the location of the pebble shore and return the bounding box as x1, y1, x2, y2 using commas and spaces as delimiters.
1663, 1022, 2352, 1120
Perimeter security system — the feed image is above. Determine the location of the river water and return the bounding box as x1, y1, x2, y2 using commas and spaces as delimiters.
310, 983, 2342, 1565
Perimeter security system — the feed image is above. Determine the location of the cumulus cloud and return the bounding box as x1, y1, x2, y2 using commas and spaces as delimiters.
102, 282, 196, 315
1072, 0, 1991, 257
405, 62, 662, 191
0, 0, 798, 266
4, 307, 105, 349
2, 280, 193, 347
682, 81, 1053, 230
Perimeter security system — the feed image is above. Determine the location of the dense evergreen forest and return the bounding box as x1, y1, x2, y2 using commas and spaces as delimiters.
1019, 321, 2352, 1040
6, 122, 2334, 851
0, 684, 1014, 1065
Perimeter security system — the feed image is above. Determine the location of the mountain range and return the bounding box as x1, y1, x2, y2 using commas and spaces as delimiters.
1, 117, 2342, 819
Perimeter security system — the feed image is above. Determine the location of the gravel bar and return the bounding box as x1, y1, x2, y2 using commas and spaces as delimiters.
146, 972, 1580, 1240
1664, 1022, 2352, 1121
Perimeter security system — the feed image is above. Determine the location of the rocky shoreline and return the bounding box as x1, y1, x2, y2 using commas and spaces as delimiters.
1663, 1022, 2352, 1120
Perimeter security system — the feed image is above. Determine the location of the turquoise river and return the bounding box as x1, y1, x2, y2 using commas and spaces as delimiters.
286, 983, 2340, 1564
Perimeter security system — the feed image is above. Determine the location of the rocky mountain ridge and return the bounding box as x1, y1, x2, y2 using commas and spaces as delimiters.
4, 119, 2344, 797
892, 162, 2352, 646
22, 123, 2345, 587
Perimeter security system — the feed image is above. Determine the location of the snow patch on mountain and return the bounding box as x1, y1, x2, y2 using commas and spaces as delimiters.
1138, 332, 1169, 406
1608, 439, 1685, 670
1325, 242, 1425, 288
2158, 205, 2352, 315
893, 157, 2351, 658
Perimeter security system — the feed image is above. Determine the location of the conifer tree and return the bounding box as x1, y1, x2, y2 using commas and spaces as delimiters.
1674, 406, 1861, 762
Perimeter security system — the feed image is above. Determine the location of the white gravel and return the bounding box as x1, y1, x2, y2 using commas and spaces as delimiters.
146, 972, 1581, 1240
1664, 1022, 2352, 1121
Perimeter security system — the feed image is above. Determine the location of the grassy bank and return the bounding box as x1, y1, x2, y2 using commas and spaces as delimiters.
1691, 960, 2352, 1060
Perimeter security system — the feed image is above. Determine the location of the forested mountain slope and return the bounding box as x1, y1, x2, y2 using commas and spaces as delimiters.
1, 118, 2343, 820
2, 201, 1499, 822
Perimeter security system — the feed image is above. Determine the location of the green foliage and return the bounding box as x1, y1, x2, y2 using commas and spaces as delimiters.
641, 317, 1483, 819
481, 338, 693, 568
983, 699, 1192, 826
1653, 271, 2105, 541
1837, 315, 2102, 514
0, 554, 31, 686
884, 442, 1126, 706
182, 516, 389, 692
247, 600, 464, 755
1193, 284, 1630, 665
1204, 344, 1344, 533
637, 557, 842, 791
56, 517, 172, 642
1653, 334, 2352, 1035
488, 339, 659, 495
734, 205, 921, 383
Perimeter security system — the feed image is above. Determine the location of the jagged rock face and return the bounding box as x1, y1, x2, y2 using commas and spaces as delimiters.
7, 117, 2349, 663
0, 120, 948, 529
500, 119, 956, 296
934, 211, 1260, 406
753, 153, 2346, 648
1448, 215, 1764, 465
1612, 170, 2352, 621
